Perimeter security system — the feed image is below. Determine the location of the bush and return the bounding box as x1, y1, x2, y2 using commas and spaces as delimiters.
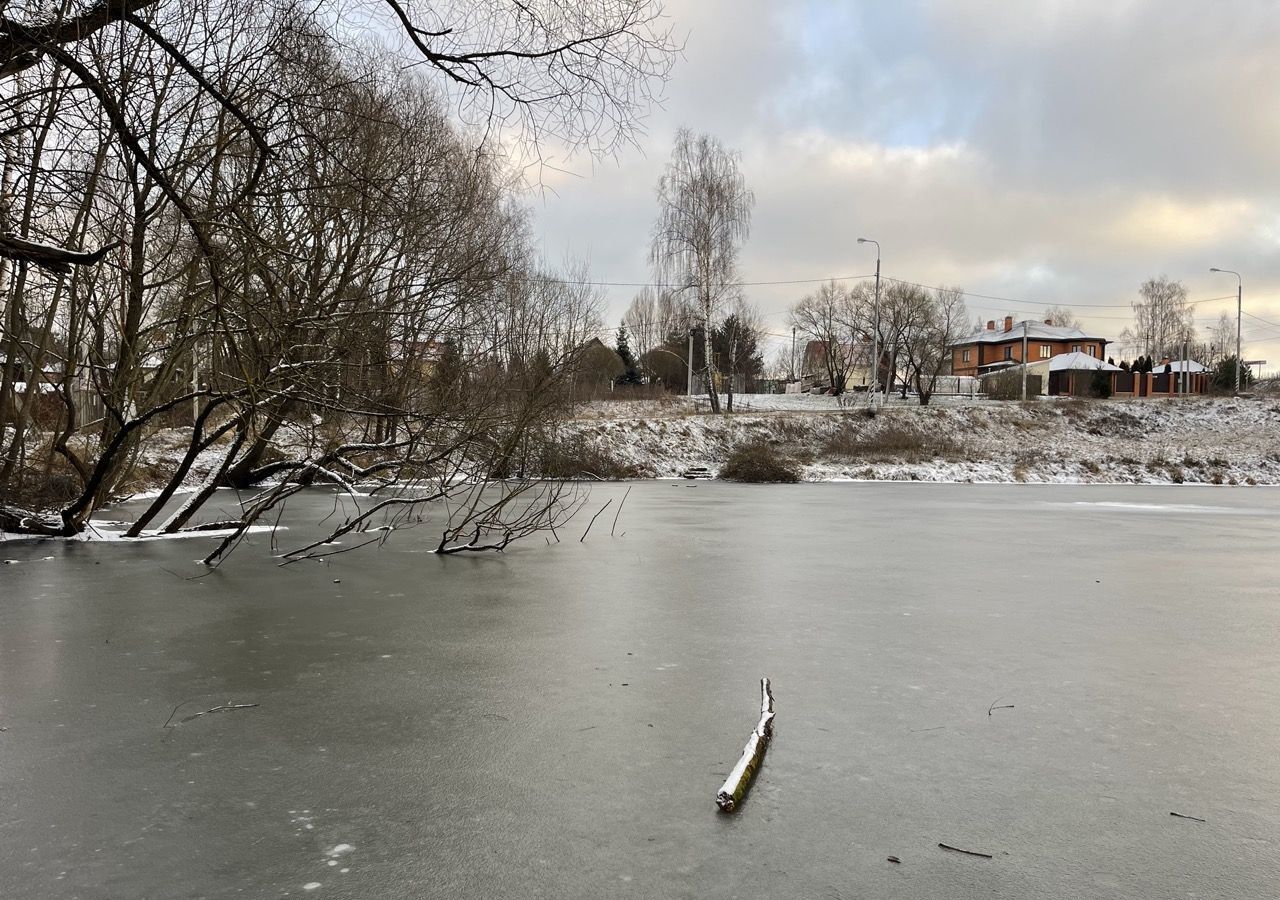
1089, 370, 1112, 399
1210, 356, 1255, 392
534, 434, 645, 480
719, 442, 801, 483
983, 370, 1043, 400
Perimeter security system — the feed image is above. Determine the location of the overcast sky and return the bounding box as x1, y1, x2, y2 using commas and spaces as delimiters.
528, 0, 1280, 370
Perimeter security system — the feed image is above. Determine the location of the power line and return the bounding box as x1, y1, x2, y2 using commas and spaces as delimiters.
509, 272, 876, 289
1244, 310, 1280, 330
534, 266, 1243, 316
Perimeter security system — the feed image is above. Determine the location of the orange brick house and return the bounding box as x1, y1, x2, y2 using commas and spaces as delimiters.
950, 316, 1108, 378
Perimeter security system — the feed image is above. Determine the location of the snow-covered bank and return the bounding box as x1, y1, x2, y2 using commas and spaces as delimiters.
563, 396, 1280, 484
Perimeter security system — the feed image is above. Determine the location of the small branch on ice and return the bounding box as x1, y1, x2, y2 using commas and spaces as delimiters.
163, 699, 196, 728
163, 700, 259, 728
987, 698, 1015, 716
715, 677, 775, 812
938, 843, 993, 859
579, 499, 612, 543
611, 486, 631, 536
1170, 812, 1206, 823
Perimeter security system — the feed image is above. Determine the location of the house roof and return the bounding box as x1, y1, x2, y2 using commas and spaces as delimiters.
953, 320, 1107, 347
1046, 351, 1122, 372
985, 352, 1121, 376
1158, 360, 1207, 373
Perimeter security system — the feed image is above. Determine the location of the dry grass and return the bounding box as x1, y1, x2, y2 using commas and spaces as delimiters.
819, 420, 963, 463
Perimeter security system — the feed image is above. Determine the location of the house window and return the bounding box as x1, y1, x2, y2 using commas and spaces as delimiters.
1072, 344, 1081, 352
1004, 347, 1013, 360
962, 349, 971, 362
1087, 345, 1096, 357
1039, 345, 1051, 359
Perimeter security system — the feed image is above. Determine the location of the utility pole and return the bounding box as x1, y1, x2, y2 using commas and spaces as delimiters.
858, 238, 880, 406
1237, 281, 1243, 393
1020, 319, 1029, 401
1182, 337, 1189, 394
1210, 268, 1243, 393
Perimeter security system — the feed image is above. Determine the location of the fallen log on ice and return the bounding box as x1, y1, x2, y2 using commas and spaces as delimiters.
716, 677, 775, 812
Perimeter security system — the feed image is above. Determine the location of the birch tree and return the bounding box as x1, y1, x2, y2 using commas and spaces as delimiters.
649, 129, 753, 413
1128, 276, 1194, 359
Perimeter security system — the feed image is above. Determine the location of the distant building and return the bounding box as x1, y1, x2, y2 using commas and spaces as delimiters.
800, 339, 872, 393
985, 352, 1211, 397
950, 316, 1108, 378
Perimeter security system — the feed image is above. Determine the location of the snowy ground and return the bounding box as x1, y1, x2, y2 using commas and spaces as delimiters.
564, 395, 1280, 484
9, 396, 1276, 542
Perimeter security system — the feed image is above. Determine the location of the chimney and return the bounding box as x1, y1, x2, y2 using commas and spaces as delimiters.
1003, 316, 1014, 333
986, 320, 995, 331
1044, 318, 1053, 326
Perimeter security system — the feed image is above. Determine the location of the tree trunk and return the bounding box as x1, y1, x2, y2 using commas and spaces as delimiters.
701, 310, 720, 413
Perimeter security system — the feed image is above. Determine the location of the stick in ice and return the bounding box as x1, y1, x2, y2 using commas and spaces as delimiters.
715, 677, 775, 812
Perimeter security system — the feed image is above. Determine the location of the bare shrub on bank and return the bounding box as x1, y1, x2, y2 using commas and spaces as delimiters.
719, 442, 800, 483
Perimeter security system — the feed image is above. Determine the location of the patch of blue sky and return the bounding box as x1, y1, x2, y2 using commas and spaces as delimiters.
772, 0, 985, 149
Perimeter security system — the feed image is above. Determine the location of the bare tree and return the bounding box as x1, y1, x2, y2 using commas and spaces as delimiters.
0, 0, 673, 560
622, 285, 689, 365
622, 286, 659, 363
788, 280, 865, 395
1206, 311, 1237, 366
765, 342, 794, 382
1129, 276, 1194, 360
649, 128, 753, 413
899, 286, 969, 406
1043, 305, 1082, 331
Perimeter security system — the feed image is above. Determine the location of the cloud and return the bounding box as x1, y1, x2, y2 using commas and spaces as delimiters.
527, 0, 1280, 366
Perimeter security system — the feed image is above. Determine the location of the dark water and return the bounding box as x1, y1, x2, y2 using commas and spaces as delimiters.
2, 483, 1279, 898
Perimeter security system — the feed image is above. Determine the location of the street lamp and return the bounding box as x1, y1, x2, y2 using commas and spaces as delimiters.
1209, 267, 1243, 393
858, 238, 881, 405
649, 346, 694, 395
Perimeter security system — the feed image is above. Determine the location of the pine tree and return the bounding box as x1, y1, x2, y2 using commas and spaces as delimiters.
615, 323, 643, 385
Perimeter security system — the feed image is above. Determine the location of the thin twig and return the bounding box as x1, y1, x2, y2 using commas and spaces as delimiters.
611, 486, 632, 536
163, 698, 196, 728
165, 702, 259, 727
987, 698, 1015, 716
579, 499, 612, 542
938, 843, 993, 859
1170, 812, 1206, 823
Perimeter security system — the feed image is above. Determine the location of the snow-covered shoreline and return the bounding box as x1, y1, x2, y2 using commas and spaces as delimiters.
563, 395, 1280, 484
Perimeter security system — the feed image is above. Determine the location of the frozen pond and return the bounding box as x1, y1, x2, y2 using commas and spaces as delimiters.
3, 483, 1279, 898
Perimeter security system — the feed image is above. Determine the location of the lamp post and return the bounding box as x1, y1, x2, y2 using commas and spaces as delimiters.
857, 238, 880, 406
1209, 267, 1243, 393
650, 346, 694, 396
